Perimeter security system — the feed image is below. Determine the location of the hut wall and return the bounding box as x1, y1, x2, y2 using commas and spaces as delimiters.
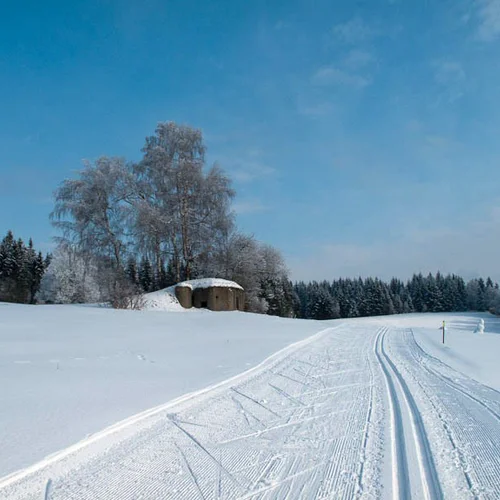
177, 286, 245, 311
175, 286, 193, 308
192, 288, 210, 309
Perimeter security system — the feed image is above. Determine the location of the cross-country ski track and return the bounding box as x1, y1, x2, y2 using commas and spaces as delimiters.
2, 321, 500, 499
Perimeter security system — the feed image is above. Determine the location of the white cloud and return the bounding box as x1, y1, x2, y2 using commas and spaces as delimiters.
288, 206, 500, 282
343, 49, 375, 70
424, 135, 459, 150
476, 0, 500, 41
434, 61, 465, 85
332, 17, 377, 44
311, 66, 371, 88
233, 199, 269, 214
229, 160, 276, 183
432, 60, 466, 103
297, 101, 335, 117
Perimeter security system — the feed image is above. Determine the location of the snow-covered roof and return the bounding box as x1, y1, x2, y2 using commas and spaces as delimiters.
175, 278, 243, 291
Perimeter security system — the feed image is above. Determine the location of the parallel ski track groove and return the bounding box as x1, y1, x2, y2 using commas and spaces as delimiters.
409, 329, 500, 422
0, 323, 382, 500
355, 333, 376, 499
402, 328, 500, 498
379, 328, 443, 500
373, 326, 410, 500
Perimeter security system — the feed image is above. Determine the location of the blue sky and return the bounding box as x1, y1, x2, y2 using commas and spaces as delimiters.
1, 0, 500, 281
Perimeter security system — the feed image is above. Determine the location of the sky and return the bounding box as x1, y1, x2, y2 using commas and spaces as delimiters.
1, 0, 500, 282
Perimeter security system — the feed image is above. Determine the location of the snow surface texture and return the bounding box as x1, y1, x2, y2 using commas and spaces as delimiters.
175, 278, 243, 290
142, 287, 185, 311
0, 303, 321, 477
363, 312, 500, 391
2, 309, 500, 498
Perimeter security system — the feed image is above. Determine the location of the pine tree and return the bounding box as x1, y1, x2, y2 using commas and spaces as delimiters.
138, 257, 154, 292
477, 278, 487, 311
0, 231, 48, 303
125, 257, 138, 286
30, 252, 46, 303
155, 260, 168, 290
409, 274, 425, 312
165, 259, 178, 287
306, 284, 339, 320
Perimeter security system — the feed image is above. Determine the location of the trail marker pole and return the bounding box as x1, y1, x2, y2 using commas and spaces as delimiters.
442, 320, 445, 344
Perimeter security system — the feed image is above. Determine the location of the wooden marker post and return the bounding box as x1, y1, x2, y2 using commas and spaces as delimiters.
442, 320, 446, 344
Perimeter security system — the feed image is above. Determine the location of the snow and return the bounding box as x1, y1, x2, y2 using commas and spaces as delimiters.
0, 302, 321, 477
175, 278, 244, 290
142, 286, 185, 311
2, 308, 500, 498
358, 312, 500, 391
141, 279, 244, 311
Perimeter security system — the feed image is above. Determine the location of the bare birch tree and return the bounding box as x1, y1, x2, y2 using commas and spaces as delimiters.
135, 122, 234, 281
51, 156, 132, 269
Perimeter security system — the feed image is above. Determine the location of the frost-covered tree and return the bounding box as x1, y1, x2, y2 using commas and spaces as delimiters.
466, 279, 483, 311
198, 231, 289, 313
37, 246, 100, 304
489, 288, 500, 315
51, 157, 132, 269
133, 122, 235, 281
260, 277, 297, 317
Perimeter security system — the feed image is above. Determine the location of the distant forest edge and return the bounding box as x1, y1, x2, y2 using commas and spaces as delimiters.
0, 231, 50, 304
1, 229, 499, 320
1, 121, 499, 318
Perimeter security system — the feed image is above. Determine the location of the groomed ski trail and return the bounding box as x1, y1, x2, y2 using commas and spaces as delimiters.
2, 322, 500, 499
374, 327, 441, 499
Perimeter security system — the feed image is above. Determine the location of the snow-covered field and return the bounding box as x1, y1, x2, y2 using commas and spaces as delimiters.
0, 303, 322, 477
1, 305, 500, 499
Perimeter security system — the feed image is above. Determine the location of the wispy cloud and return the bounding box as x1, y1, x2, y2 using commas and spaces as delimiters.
343, 49, 376, 70
229, 160, 276, 183
297, 101, 335, 117
433, 61, 465, 84
476, 0, 500, 41
233, 199, 269, 214
311, 66, 371, 88
424, 135, 459, 150
332, 17, 378, 44
432, 60, 466, 103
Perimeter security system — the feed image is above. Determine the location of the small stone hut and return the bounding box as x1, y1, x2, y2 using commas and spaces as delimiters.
174, 278, 245, 312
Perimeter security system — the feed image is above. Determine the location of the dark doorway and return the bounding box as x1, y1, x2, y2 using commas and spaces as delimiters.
201, 301, 208, 308
236, 297, 240, 310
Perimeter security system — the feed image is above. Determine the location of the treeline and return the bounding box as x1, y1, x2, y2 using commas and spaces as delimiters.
292, 273, 500, 320
3, 224, 500, 321
42, 121, 289, 311
0, 231, 50, 303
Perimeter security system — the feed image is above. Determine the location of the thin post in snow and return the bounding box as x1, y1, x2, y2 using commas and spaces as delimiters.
44, 478, 52, 500
442, 320, 445, 344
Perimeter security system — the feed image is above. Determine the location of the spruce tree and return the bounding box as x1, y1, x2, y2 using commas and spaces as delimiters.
0, 231, 48, 303
138, 257, 154, 292
125, 257, 138, 286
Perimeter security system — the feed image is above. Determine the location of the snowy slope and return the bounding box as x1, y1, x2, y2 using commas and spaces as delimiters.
0, 303, 322, 477
2, 308, 500, 499
142, 287, 185, 311
358, 312, 500, 391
